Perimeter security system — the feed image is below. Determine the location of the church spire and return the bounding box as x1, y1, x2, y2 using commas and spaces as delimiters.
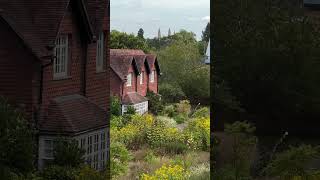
168, 28, 171, 36
158, 28, 161, 39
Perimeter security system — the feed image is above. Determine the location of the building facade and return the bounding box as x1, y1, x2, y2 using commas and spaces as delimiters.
0, 0, 109, 170
110, 49, 161, 115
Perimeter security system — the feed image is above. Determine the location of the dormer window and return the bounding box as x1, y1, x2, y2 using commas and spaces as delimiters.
54, 35, 68, 78
140, 73, 143, 84
126, 73, 132, 86
96, 32, 105, 72
149, 70, 155, 83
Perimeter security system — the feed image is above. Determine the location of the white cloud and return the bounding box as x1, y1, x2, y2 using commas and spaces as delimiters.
201, 16, 210, 21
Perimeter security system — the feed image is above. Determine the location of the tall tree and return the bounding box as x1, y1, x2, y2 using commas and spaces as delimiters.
201, 22, 210, 42
137, 28, 144, 39
110, 30, 150, 52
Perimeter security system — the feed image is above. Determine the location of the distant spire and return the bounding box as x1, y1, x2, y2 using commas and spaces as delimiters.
173, 30, 176, 35
158, 28, 161, 39
168, 28, 171, 36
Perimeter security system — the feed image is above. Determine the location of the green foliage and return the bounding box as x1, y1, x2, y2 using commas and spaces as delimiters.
175, 100, 191, 116
264, 145, 320, 178
110, 30, 150, 52
189, 163, 210, 180
146, 91, 164, 115
174, 114, 188, 124
185, 117, 210, 151
201, 22, 210, 43
214, 0, 320, 131
156, 116, 177, 128
125, 105, 136, 115
192, 107, 210, 118
40, 165, 78, 180
159, 83, 186, 103
162, 141, 188, 154
138, 28, 144, 39
221, 121, 257, 179
141, 164, 190, 180
53, 138, 85, 168
76, 166, 106, 180
110, 142, 132, 178
110, 96, 121, 116
162, 105, 177, 118
110, 115, 124, 129
0, 97, 35, 174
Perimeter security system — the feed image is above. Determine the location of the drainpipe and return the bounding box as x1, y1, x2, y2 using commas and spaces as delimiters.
81, 43, 88, 96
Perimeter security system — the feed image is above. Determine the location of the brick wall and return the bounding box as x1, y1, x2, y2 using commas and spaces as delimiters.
41, 5, 84, 112
147, 64, 158, 93
110, 69, 122, 98
122, 65, 137, 97
137, 64, 148, 96
0, 18, 37, 121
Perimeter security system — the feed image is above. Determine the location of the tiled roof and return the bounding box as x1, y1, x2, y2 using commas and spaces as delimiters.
122, 92, 148, 105
110, 55, 138, 80
0, 0, 108, 59
110, 49, 145, 56
146, 54, 161, 75
39, 94, 107, 135
133, 55, 151, 73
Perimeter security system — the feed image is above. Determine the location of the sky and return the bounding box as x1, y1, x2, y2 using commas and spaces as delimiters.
110, 0, 210, 40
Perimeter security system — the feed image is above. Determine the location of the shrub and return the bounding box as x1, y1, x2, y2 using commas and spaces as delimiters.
146, 91, 164, 115
0, 97, 35, 174
110, 142, 132, 178
162, 141, 188, 154
156, 116, 177, 128
53, 138, 85, 168
110, 115, 124, 129
189, 163, 210, 180
163, 105, 177, 117
185, 117, 210, 151
41, 165, 78, 180
110, 96, 121, 116
192, 107, 210, 118
146, 123, 167, 148
125, 105, 136, 115
175, 100, 191, 116
141, 164, 190, 180
264, 144, 320, 178
113, 124, 142, 148
159, 83, 186, 103
76, 165, 106, 180
174, 114, 188, 124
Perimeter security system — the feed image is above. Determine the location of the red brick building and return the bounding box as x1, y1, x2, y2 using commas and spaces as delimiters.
0, 0, 109, 170
110, 49, 161, 114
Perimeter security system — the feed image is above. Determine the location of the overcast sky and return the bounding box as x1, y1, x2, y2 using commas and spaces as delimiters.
110, 0, 210, 40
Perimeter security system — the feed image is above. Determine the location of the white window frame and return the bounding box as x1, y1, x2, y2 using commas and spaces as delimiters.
140, 72, 143, 84
126, 73, 132, 86
96, 32, 104, 72
150, 70, 155, 83
54, 35, 68, 78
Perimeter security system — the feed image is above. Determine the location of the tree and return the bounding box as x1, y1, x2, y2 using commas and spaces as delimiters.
201, 22, 210, 42
53, 138, 85, 168
213, 0, 320, 133
0, 97, 35, 175
137, 28, 144, 39
110, 30, 150, 52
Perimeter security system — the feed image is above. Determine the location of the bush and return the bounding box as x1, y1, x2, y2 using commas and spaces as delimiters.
141, 164, 190, 180
146, 91, 164, 115
189, 163, 210, 180
111, 124, 142, 148
162, 141, 188, 154
264, 144, 320, 178
0, 97, 35, 174
76, 165, 106, 180
192, 107, 210, 118
175, 100, 191, 116
185, 117, 210, 151
125, 105, 136, 115
174, 114, 188, 124
110, 142, 132, 178
159, 83, 186, 103
53, 138, 85, 168
41, 165, 78, 180
110, 115, 124, 129
156, 116, 177, 128
110, 96, 121, 116
162, 105, 177, 117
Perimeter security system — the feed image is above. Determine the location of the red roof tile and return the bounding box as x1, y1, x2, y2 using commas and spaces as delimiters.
110, 49, 145, 56
39, 94, 107, 135
110, 54, 140, 80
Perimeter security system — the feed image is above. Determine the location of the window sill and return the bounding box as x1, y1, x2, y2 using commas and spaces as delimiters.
53, 76, 72, 81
